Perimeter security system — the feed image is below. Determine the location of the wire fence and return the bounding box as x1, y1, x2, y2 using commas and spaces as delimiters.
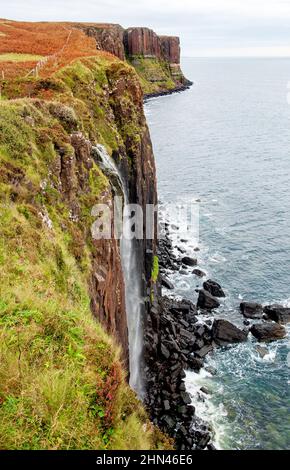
25, 27, 73, 78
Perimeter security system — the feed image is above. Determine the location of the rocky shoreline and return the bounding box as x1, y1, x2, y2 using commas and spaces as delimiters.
144, 81, 193, 101
144, 220, 289, 450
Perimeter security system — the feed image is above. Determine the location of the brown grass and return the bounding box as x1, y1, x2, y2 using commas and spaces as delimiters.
0, 20, 115, 79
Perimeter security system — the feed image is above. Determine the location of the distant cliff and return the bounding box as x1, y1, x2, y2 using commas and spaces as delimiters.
76, 23, 192, 95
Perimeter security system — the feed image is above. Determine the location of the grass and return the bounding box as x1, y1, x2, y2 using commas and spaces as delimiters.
0, 55, 173, 450
151, 256, 159, 283
128, 56, 176, 94
0, 53, 44, 63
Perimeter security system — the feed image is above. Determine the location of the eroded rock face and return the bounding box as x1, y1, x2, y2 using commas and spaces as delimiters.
160, 36, 180, 64
68, 133, 129, 364
124, 27, 162, 58
76, 23, 126, 60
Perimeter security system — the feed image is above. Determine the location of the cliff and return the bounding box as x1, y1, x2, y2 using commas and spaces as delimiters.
75, 23, 192, 96
0, 20, 171, 450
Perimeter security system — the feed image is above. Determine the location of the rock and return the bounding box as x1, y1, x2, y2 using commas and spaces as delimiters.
250, 322, 286, 342
182, 256, 197, 267
256, 345, 268, 358
200, 387, 210, 395
197, 290, 220, 311
263, 304, 290, 325
203, 280, 225, 298
212, 319, 248, 346
240, 302, 263, 319
181, 392, 192, 405
194, 247, 200, 252
163, 415, 175, 429
207, 443, 217, 451
195, 344, 213, 358
192, 269, 206, 278
243, 320, 251, 326
187, 356, 203, 371
205, 366, 217, 376
180, 329, 192, 340
161, 344, 170, 359
161, 276, 174, 290
163, 400, 170, 411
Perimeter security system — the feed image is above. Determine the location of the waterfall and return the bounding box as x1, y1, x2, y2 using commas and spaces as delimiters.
92, 145, 144, 397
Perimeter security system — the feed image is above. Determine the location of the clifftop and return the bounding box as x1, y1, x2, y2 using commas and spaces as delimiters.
0, 19, 191, 95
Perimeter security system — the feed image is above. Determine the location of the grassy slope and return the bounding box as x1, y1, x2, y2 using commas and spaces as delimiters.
127, 56, 177, 95
0, 56, 172, 450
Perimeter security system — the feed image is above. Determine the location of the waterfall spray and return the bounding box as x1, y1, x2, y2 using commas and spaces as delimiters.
92, 145, 144, 397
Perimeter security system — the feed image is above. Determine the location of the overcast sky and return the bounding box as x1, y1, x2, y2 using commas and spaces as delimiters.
2, 0, 290, 57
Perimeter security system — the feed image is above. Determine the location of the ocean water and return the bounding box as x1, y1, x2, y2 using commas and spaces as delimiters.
144, 58, 290, 450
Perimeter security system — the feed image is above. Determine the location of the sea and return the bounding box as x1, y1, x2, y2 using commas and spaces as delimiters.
144, 58, 290, 450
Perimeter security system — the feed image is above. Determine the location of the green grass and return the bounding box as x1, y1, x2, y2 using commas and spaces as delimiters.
128, 56, 176, 95
0, 53, 44, 63
151, 256, 159, 283
0, 56, 173, 450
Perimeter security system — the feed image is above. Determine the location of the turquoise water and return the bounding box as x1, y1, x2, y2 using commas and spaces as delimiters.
145, 58, 290, 450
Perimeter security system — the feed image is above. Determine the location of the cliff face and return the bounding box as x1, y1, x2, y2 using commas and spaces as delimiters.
160, 36, 180, 64
124, 27, 162, 58
0, 39, 170, 447
75, 23, 126, 61
77, 24, 191, 96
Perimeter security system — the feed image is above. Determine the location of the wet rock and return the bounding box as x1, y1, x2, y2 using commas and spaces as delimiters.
197, 290, 220, 311
182, 256, 197, 267
240, 302, 263, 319
203, 279, 225, 298
205, 366, 217, 376
207, 443, 217, 451
256, 345, 268, 358
181, 392, 192, 405
187, 356, 203, 371
250, 322, 286, 342
263, 304, 290, 325
192, 268, 206, 278
161, 275, 174, 290
200, 387, 210, 395
212, 319, 248, 346
195, 344, 213, 358
243, 320, 251, 326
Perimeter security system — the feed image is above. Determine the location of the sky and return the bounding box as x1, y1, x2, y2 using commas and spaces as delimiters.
2, 0, 290, 57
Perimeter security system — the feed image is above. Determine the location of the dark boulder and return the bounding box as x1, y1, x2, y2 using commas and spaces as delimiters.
182, 256, 197, 267
161, 275, 174, 290
212, 319, 248, 346
250, 322, 286, 342
192, 268, 206, 278
240, 301, 263, 319
197, 290, 220, 311
203, 280, 225, 298
263, 304, 290, 325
